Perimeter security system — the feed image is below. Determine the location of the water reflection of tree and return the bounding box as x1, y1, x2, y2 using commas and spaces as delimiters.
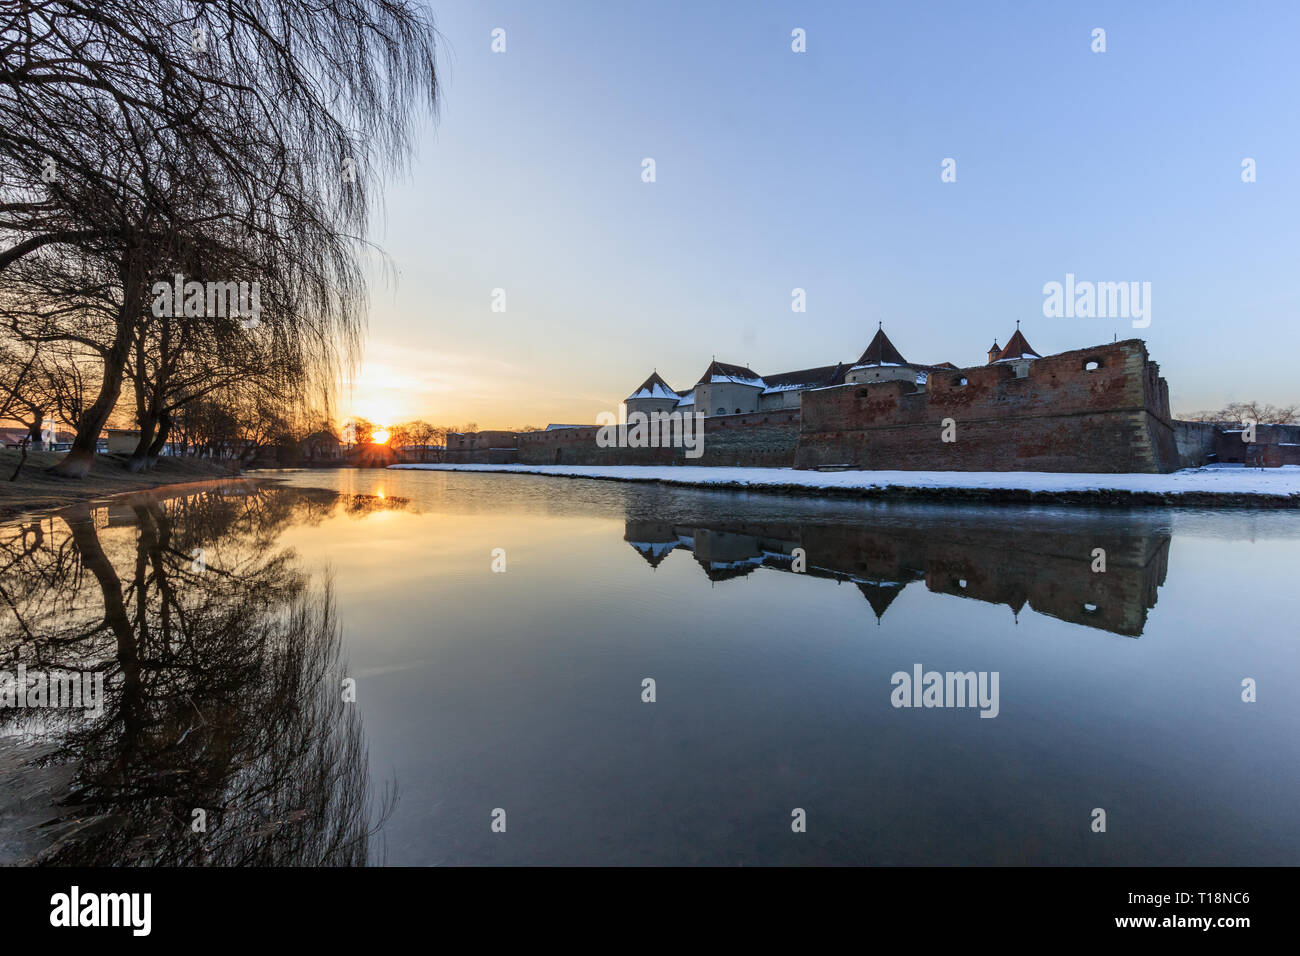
0, 484, 407, 865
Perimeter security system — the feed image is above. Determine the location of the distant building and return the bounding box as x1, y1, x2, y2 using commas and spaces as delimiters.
300, 430, 342, 462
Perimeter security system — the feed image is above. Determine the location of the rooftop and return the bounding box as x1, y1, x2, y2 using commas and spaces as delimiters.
852, 326, 908, 369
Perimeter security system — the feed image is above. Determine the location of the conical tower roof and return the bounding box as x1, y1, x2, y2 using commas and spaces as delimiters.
626, 371, 679, 402
996, 328, 1040, 361
854, 326, 908, 367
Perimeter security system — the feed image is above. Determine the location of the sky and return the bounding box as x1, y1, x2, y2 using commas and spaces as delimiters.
342, 0, 1300, 430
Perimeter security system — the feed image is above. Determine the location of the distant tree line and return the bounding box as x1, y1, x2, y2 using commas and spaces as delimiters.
0, 0, 439, 476
1178, 402, 1299, 425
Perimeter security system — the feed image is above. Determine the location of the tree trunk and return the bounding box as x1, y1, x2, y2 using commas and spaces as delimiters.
50, 269, 141, 479
127, 412, 156, 472
8, 438, 28, 481
24, 414, 43, 445
146, 409, 171, 467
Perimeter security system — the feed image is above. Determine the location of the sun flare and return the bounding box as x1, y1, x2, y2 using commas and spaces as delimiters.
372, 428, 390, 445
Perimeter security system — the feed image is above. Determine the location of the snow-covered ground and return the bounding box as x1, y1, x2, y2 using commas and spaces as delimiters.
388, 463, 1300, 498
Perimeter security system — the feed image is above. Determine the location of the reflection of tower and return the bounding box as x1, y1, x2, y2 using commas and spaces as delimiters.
623, 521, 682, 569
691, 529, 765, 582
856, 580, 908, 625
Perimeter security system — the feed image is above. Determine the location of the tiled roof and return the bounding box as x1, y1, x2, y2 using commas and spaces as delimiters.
761, 363, 849, 393
626, 371, 679, 402
854, 327, 908, 368
996, 329, 1040, 362
695, 360, 765, 388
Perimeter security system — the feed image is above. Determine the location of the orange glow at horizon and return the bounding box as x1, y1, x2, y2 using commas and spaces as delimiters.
372, 428, 391, 445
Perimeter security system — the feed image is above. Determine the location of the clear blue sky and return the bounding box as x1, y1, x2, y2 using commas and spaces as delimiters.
349, 0, 1300, 428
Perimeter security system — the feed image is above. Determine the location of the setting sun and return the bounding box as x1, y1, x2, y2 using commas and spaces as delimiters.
372, 428, 391, 445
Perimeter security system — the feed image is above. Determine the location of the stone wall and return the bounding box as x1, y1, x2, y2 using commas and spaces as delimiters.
516, 411, 799, 467
445, 430, 518, 464
793, 339, 1180, 473
695, 382, 762, 418
693, 411, 800, 467
1173, 420, 1218, 468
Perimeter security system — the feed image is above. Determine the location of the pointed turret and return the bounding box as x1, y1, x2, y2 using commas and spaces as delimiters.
995, 326, 1040, 362
626, 370, 678, 402
987, 341, 1001, 364
854, 325, 908, 368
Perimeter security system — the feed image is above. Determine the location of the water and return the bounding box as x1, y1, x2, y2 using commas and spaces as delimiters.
2, 468, 1297, 865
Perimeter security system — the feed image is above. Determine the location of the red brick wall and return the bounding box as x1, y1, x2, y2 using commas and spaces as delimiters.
793, 340, 1179, 473
445, 430, 519, 464
515, 412, 799, 466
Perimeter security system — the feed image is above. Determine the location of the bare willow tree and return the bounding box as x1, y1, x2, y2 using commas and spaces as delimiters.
0, 0, 440, 476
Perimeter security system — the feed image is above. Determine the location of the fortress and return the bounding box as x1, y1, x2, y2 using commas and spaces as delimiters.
443, 326, 1299, 473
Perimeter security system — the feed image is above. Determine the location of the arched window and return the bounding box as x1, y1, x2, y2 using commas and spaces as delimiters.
716, 407, 725, 415
734, 408, 741, 414
1084, 358, 1102, 372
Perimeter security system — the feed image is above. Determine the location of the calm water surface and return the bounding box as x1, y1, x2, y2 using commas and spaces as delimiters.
2, 468, 1298, 865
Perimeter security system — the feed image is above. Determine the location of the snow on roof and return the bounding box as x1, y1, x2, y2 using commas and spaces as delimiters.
855, 327, 908, 367
695, 360, 765, 388
626, 371, 679, 402
545, 424, 585, 430
760, 363, 849, 394
994, 328, 1040, 362
675, 391, 695, 407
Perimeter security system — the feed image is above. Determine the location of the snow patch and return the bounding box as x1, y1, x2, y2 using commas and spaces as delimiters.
389, 463, 1300, 498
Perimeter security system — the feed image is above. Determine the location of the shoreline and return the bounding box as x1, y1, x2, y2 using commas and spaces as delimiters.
0, 451, 248, 521
388, 463, 1300, 509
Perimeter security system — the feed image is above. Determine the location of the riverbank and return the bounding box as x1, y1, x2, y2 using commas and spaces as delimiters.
388, 462, 1300, 508
0, 450, 241, 519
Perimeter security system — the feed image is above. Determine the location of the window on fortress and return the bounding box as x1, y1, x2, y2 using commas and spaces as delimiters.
955, 377, 968, 387
716, 407, 725, 415
734, 408, 741, 414
1084, 359, 1102, 371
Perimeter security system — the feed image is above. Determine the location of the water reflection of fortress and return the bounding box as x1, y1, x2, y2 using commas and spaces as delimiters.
625, 516, 1170, 637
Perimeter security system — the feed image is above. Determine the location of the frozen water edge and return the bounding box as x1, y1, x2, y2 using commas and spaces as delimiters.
388, 463, 1300, 501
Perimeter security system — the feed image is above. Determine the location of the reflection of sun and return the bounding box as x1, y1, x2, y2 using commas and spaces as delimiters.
373, 428, 391, 445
